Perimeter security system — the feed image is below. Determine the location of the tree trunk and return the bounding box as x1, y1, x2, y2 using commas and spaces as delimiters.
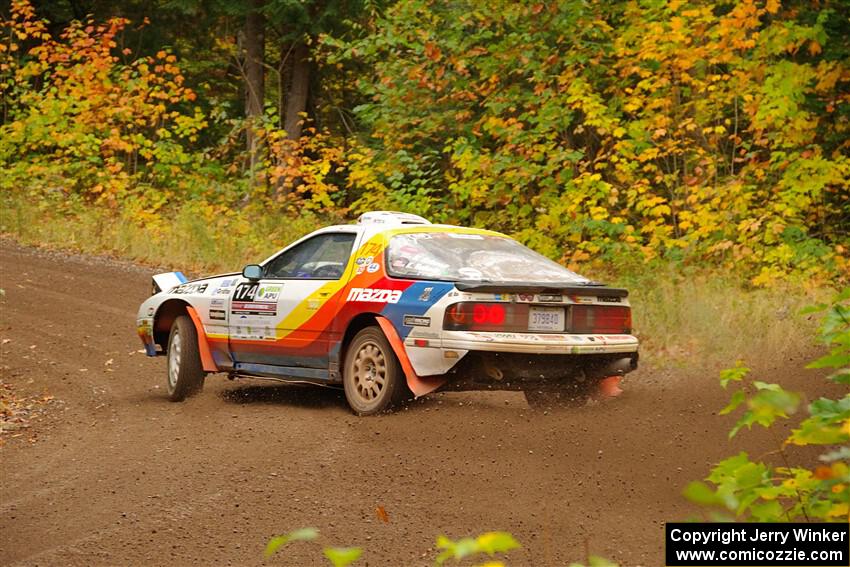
283, 41, 310, 141
244, 0, 265, 171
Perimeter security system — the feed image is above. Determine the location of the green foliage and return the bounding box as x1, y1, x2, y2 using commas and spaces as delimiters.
686, 288, 850, 522
264, 527, 320, 558
264, 527, 362, 566
3, 0, 849, 286
263, 529, 525, 567
329, 0, 850, 284
434, 532, 521, 566
323, 547, 363, 567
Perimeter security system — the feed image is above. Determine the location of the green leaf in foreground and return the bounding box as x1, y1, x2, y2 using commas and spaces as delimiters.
323, 546, 363, 567
720, 362, 749, 388
729, 382, 799, 438
435, 532, 521, 565
683, 481, 720, 506
264, 527, 319, 557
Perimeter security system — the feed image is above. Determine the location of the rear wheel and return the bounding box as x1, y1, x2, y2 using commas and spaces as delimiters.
343, 327, 410, 415
166, 315, 205, 401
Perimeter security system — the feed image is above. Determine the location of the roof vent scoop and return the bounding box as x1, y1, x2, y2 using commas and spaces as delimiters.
357, 211, 431, 226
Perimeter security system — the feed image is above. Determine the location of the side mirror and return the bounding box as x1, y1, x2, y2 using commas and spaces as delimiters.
242, 264, 263, 281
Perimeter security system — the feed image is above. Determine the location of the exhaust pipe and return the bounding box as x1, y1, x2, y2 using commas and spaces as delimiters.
596, 356, 635, 377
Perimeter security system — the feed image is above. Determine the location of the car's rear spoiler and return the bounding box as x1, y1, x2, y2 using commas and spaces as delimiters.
453, 281, 629, 298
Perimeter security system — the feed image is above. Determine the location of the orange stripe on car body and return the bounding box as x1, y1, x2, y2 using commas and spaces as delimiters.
186, 306, 219, 372
376, 316, 445, 398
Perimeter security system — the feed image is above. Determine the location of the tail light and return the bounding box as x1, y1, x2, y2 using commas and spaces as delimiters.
443, 302, 632, 334
445, 303, 511, 331
570, 305, 631, 334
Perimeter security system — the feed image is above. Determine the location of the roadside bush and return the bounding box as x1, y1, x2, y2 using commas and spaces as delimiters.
685, 288, 850, 521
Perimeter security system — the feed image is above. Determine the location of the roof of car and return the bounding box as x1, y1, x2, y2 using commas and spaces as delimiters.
316, 222, 505, 240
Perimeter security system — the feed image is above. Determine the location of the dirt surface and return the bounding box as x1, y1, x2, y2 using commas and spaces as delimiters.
0, 241, 837, 566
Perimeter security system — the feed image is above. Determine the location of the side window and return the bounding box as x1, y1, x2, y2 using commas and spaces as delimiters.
264, 233, 357, 280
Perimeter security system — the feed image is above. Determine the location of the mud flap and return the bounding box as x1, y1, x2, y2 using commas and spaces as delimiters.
597, 375, 623, 398
186, 306, 219, 373
375, 317, 446, 397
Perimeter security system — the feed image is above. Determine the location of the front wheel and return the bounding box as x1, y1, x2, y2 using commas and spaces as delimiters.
343, 326, 410, 415
166, 315, 205, 401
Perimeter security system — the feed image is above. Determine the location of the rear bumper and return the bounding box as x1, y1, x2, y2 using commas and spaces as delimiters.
440, 331, 639, 355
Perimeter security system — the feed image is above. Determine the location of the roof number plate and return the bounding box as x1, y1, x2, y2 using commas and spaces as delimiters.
528, 307, 565, 332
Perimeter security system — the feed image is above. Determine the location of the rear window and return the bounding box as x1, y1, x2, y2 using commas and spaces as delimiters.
386, 232, 589, 283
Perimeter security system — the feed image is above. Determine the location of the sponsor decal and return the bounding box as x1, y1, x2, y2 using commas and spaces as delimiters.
538, 334, 567, 341
307, 299, 321, 310
209, 309, 226, 321
366, 262, 380, 273
355, 257, 368, 265
598, 296, 622, 303
360, 242, 383, 256
214, 286, 233, 296
210, 299, 225, 309
517, 293, 535, 303
518, 333, 542, 341
256, 285, 282, 302
538, 293, 563, 303
403, 315, 431, 327
232, 326, 275, 341
418, 286, 433, 302
570, 295, 595, 304
347, 288, 403, 304
231, 282, 277, 316
146, 307, 155, 316
493, 293, 513, 302
231, 302, 277, 316
355, 265, 366, 275
171, 282, 209, 295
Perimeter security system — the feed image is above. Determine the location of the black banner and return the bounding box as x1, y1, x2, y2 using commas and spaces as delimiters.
666, 523, 849, 566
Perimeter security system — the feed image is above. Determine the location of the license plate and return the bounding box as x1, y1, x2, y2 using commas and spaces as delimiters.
528, 307, 565, 332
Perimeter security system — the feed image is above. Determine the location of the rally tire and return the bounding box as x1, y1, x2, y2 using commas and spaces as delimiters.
166, 315, 205, 402
343, 326, 410, 416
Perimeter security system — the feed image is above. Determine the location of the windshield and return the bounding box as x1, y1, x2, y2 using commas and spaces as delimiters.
386, 232, 590, 283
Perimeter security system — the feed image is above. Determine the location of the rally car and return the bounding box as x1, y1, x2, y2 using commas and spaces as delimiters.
136, 211, 638, 415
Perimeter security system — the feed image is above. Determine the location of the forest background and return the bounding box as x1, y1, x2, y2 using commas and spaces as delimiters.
1, 0, 849, 360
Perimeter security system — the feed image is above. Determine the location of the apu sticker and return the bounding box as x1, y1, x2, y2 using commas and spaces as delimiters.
256, 285, 282, 302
